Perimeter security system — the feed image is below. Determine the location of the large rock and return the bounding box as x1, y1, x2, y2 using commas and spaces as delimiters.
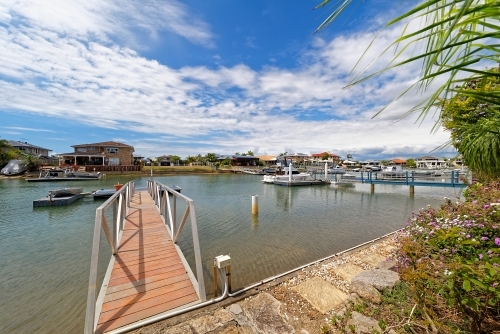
240, 293, 294, 334
350, 280, 382, 304
345, 311, 382, 334
292, 276, 347, 313
334, 263, 365, 282
351, 269, 399, 291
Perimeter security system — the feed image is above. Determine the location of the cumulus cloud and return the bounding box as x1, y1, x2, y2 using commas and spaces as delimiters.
0, 1, 452, 158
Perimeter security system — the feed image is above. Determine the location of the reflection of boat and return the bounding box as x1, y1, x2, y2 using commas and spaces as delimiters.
242, 169, 265, 175
1, 159, 28, 176
341, 173, 357, 179
49, 188, 83, 198
27, 168, 103, 182
92, 189, 116, 199
381, 165, 406, 178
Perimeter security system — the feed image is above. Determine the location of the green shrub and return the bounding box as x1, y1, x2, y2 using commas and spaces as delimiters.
394, 181, 500, 332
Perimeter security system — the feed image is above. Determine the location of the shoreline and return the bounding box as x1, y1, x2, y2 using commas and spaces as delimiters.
127, 233, 398, 334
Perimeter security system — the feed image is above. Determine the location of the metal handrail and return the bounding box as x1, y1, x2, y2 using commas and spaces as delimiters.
84, 181, 135, 334
147, 180, 206, 302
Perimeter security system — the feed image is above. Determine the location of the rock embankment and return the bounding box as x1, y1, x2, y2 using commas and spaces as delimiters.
132, 237, 399, 334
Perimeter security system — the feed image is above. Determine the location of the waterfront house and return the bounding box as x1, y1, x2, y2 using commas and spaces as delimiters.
415, 156, 447, 169
7, 140, 57, 165
284, 152, 309, 165
309, 152, 341, 165
361, 160, 381, 168
157, 155, 172, 166
59, 141, 135, 166
256, 155, 277, 166
390, 158, 407, 166
217, 154, 259, 166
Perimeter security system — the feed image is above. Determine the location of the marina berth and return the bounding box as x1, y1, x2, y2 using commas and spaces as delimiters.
27, 167, 103, 182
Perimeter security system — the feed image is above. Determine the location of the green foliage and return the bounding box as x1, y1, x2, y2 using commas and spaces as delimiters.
0, 139, 20, 166
441, 67, 500, 179
314, 0, 500, 119
170, 155, 181, 164
394, 181, 500, 332
220, 157, 232, 166
204, 153, 217, 163
20, 154, 41, 171
406, 158, 416, 168
321, 152, 330, 160
247, 150, 254, 156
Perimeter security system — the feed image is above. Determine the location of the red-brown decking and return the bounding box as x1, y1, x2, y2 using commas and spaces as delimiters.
95, 191, 199, 333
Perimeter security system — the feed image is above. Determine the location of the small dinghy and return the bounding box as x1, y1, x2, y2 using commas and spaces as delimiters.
92, 189, 116, 199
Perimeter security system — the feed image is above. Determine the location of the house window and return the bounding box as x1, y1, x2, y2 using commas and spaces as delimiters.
87, 146, 95, 151
77, 147, 87, 152
107, 147, 118, 154
109, 158, 120, 165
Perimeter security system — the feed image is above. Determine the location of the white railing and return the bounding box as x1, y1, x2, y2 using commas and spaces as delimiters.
147, 180, 206, 302
84, 181, 135, 334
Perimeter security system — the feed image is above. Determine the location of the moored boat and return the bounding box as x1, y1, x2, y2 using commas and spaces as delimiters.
1, 159, 28, 176
48, 188, 83, 198
92, 189, 116, 199
27, 168, 103, 182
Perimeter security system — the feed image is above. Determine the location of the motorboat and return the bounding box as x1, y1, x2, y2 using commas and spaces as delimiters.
1, 159, 28, 176
92, 189, 116, 199
48, 188, 83, 198
262, 168, 276, 175
381, 165, 406, 178
27, 168, 103, 182
242, 169, 265, 175
262, 163, 311, 184
369, 165, 382, 171
327, 166, 346, 174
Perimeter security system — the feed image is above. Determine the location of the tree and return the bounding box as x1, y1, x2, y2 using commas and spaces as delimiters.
314, 0, 500, 118
406, 158, 416, 168
170, 155, 181, 165
321, 152, 330, 160
234, 152, 240, 156
380, 160, 389, 166
221, 157, 232, 166
205, 153, 218, 163
441, 67, 500, 178
314, 0, 500, 180
346, 154, 353, 161
186, 156, 196, 163
0, 139, 17, 166
20, 154, 41, 171
247, 150, 254, 156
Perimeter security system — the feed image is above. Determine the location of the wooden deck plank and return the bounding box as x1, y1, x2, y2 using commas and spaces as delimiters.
96, 190, 200, 333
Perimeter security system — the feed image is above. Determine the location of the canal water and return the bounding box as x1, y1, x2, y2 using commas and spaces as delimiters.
0, 174, 463, 333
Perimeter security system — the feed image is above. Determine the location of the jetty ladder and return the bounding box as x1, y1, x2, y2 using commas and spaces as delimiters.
85, 181, 206, 334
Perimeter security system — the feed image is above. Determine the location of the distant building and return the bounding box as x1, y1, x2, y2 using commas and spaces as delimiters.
7, 140, 57, 165
415, 156, 446, 169
59, 141, 135, 166
157, 155, 172, 166
257, 155, 277, 166
309, 152, 341, 165
217, 154, 259, 166
390, 158, 407, 166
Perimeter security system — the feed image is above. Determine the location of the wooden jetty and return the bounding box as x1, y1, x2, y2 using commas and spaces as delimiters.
85, 182, 205, 334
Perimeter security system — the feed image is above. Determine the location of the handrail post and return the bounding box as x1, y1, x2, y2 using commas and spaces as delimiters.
188, 200, 206, 301
173, 195, 177, 238
84, 209, 103, 334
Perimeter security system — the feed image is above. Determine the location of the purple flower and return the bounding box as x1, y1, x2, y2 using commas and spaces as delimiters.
493, 283, 498, 288
472, 200, 478, 205
494, 226, 498, 229
479, 254, 484, 259
466, 234, 471, 239
482, 237, 489, 241
495, 237, 500, 246
484, 204, 490, 209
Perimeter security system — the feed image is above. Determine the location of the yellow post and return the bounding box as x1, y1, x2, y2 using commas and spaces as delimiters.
410, 185, 415, 195
370, 184, 375, 194
252, 195, 258, 214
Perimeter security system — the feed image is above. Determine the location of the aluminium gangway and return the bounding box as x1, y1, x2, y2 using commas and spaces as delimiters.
85, 181, 206, 334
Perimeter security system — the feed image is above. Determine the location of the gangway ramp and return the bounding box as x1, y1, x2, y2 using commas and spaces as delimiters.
85, 182, 206, 334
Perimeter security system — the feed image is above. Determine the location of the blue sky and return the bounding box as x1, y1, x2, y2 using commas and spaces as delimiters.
0, 0, 455, 160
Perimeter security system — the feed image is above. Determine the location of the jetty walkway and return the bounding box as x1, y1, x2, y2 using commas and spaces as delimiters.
85, 182, 206, 334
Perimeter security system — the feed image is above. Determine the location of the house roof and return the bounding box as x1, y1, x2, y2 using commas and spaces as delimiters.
416, 155, 440, 160
58, 152, 104, 157
8, 140, 51, 151
72, 141, 133, 148
391, 158, 406, 163
257, 155, 277, 161
157, 155, 171, 160
311, 152, 340, 158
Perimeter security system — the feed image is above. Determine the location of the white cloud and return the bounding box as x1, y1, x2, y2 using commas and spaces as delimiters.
0, 1, 454, 159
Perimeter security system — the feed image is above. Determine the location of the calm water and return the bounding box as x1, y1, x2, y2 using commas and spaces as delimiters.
0, 174, 464, 333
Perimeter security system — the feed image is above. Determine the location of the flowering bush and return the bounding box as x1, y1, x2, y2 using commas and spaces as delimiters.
394, 181, 500, 332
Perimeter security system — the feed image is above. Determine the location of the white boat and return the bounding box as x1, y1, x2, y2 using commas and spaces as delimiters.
369, 165, 381, 171
381, 165, 406, 178
327, 166, 346, 174
92, 189, 116, 199
262, 163, 311, 183
1, 159, 28, 176
48, 188, 83, 198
